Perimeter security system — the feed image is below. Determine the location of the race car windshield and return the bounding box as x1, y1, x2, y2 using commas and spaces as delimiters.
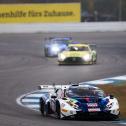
68, 46, 89, 51
66, 87, 105, 98
50, 40, 68, 45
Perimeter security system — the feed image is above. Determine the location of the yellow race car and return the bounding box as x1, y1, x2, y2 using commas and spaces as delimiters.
58, 44, 97, 65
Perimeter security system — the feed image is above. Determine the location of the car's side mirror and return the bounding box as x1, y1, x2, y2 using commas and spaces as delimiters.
110, 94, 114, 99
51, 95, 57, 99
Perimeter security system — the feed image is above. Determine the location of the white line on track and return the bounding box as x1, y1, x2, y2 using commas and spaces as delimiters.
117, 122, 126, 125
22, 99, 39, 103
24, 94, 45, 98
25, 104, 39, 109
83, 80, 114, 85
111, 76, 126, 80
119, 123, 126, 125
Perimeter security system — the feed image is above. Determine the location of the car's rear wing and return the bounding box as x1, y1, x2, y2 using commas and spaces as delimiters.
44, 37, 72, 40
38, 85, 54, 90
38, 84, 70, 90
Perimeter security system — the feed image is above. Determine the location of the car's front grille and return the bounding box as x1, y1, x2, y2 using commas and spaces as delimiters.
64, 57, 83, 63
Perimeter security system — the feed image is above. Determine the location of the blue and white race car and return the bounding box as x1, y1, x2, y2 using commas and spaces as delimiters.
39, 84, 120, 120
44, 37, 72, 57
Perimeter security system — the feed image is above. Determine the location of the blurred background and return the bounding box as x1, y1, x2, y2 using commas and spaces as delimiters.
0, 0, 126, 22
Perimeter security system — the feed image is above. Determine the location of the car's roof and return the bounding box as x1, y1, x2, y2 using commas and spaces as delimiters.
68, 44, 89, 47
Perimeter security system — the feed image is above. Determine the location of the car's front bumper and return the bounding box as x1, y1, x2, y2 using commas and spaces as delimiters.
62, 110, 119, 120
58, 57, 92, 65
72, 111, 119, 120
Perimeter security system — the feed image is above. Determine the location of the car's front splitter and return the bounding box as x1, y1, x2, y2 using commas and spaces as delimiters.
74, 111, 119, 120
58, 61, 92, 65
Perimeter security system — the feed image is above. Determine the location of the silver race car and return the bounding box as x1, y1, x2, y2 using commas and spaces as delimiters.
44, 37, 72, 57
39, 84, 120, 120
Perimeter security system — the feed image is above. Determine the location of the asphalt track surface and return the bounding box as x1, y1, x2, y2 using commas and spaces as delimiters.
0, 32, 126, 126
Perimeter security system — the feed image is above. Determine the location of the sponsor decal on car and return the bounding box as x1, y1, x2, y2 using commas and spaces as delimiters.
87, 103, 98, 107
88, 108, 101, 112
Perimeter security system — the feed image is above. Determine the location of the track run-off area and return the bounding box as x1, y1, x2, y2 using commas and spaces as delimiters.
0, 32, 126, 126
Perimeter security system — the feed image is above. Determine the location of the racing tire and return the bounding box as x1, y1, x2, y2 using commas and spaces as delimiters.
111, 115, 120, 121
94, 54, 97, 64
89, 59, 94, 65
93, 59, 97, 64
91, 55, 97, 64
40, 98, 46, 116
58, 63, 63, 66
56, 101, 61, 119
44, 48, 49, 57
46, 102, 52, 115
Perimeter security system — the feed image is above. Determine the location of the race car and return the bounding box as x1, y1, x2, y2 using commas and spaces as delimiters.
39, 84, 120, 120
44, 37, 72, 57
58, 44, 97, 65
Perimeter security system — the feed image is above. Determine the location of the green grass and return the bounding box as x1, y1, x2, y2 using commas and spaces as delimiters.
98, 84, 126, 119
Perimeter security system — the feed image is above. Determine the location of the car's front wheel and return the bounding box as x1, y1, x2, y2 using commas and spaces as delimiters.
56, 101, 61, 119
44, 48, 49, 57
40, 98, 46, 116
91, 54, 97, 64
46, 102, 53, 115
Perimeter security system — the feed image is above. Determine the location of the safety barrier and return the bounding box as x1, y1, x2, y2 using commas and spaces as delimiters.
0, 22, 126, 33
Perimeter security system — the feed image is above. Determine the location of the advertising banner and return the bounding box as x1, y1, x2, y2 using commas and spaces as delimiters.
0, 3, 80, 23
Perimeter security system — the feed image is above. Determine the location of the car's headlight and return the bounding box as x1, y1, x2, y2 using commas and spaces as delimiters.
51, 45, 60, 53
106, 102, 114, 109
83, 54, 91, 61
66, 101, 78, 109
58, 54, 66, 61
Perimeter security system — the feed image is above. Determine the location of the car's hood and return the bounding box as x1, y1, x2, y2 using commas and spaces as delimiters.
69, 97, 109, 112
62, 51, 90, 57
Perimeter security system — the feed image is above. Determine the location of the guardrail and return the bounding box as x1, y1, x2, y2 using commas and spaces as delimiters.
0, 22, 126, 33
